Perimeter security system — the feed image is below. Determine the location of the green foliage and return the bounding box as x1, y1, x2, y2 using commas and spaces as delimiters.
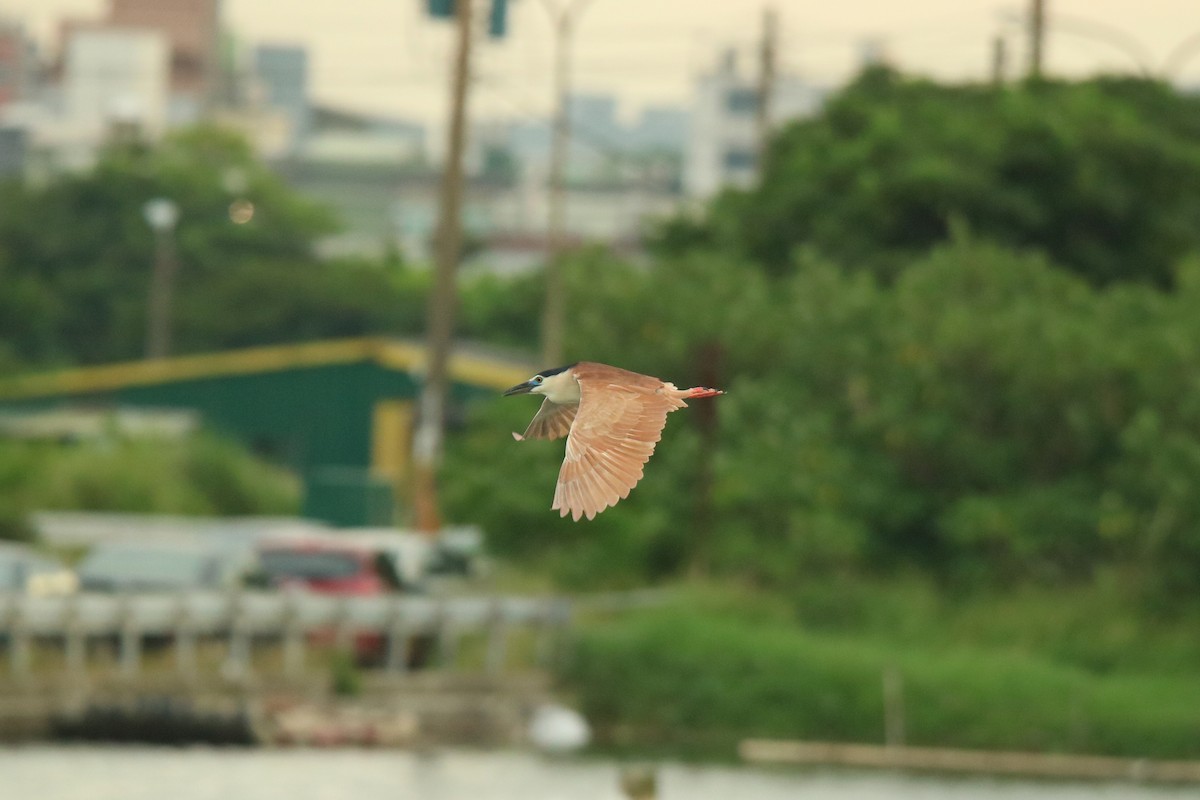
562, 587, 1200, 759
445, 240, 1200, 596
0, 126, 431, 366
665, 69, 1200, 286
180, 434, 301, 516
456, 269, 543, 349
0, 431, 299, 539
329, 650, 364, 697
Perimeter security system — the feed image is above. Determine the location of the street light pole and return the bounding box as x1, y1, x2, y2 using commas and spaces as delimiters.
540, 0, 596, 368
143, 198, 180, 360
412, 0, 475, 535
1027, 0, 1046, 79
1002, 8, 1172, 78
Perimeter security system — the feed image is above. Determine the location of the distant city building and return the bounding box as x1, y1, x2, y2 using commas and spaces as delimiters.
0, 18, 38, 110
62, 27, 170, 140
499, 92, 688, 185
563, 93, 620, 175
108, 0, 220, 121
685, 49, 825, 198
567, 93, 619, 140
300, 105, 426, 164
252, 44, 310, 152
0, 126, 26, 177
0, 18, 39, 178
628, 106, 690, 152
273, 105, 429, 256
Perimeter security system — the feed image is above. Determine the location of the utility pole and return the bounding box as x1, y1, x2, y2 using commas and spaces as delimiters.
540, 0, 595, 368
143, 198, 179, 360
991, 35, 1008, 85
413, 0, 475, 534
1028, 0, 1046, 79
755, 6, 778, 170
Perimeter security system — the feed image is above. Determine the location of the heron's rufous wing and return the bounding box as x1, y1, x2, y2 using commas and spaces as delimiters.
515, 399, 577, 441
553, 363, 688, 521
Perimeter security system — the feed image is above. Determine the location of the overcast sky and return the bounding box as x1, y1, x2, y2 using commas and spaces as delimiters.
8, 0, 1200, 129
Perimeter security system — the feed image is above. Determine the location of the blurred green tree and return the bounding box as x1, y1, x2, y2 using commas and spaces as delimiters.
0, 126, 427, 365
654, 69, 1200, 287
443, 242, 1200, 595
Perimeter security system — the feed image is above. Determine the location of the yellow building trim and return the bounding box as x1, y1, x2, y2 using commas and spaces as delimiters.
0, 337, 530, 400
371, 341, 426, 374
372, 341, 528, 391
371, 399, 414, 482
449, 351, 530, 391
0, 339, 378, 400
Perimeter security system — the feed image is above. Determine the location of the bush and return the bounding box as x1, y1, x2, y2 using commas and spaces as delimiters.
561, 596, 1200, 760
449, 241, 1200, 597
0, 430, 299, 533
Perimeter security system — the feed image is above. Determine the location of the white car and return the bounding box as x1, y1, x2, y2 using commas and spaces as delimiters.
0, 543, 78, 596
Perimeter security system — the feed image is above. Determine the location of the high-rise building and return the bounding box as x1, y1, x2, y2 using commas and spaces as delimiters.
685, 49, 825, 198
0, 126, 26, 177
253, 44, 310, 150
62, 26, 170, 138
108, 0, 220, 118
0, 19, 38, 109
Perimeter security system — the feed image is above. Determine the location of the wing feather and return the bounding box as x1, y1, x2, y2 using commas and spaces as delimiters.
519, 399, 577, 441
551, 364, 688, 520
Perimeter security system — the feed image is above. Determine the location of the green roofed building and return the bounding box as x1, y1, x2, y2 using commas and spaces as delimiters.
0, 338, 530, 526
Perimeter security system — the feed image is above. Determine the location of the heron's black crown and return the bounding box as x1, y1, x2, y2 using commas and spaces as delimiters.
536, 364, 577, 378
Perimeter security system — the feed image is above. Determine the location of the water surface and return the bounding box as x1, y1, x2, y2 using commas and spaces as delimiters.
2, 745, 1196, 800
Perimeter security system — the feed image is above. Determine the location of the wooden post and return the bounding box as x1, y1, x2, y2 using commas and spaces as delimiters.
175, 596, 197, 682
434, 600, 458, 669
334, 596, 354, 656
119, 596, 141, 680
883, 665, 906, 747
5, 597, 31, 683
282, 592, 305, 678
224, 587, 251, 682
384, 598, 410, 674
484, 597, 508, 676
63, 593, 86, 683
535, 598, 569, 667
227, 623, 251, 682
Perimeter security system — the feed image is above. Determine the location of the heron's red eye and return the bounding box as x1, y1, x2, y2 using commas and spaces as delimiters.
533, 376, 544, 384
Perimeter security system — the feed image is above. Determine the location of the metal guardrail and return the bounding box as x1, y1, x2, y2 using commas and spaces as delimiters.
740, 739, 1200, 784
0, 591, 573, 682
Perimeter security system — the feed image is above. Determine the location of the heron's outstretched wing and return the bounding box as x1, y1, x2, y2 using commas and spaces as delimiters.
553, 363, 687, 521
515, 398, 577, 441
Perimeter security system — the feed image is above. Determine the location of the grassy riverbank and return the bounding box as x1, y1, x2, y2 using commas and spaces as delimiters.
556, 578, 1200, 761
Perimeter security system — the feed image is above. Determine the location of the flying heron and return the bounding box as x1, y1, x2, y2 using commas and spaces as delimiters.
504, 362, 724, 521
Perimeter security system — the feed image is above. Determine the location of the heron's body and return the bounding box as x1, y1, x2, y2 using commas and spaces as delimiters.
504, 362, 723, 521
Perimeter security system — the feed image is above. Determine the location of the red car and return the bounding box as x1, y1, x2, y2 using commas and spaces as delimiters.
257, 540, 403, 665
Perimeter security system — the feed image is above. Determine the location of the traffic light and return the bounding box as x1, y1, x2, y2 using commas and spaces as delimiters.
426, 0, 454, 18
425, 0, 509, 38
488, 0, 508, 38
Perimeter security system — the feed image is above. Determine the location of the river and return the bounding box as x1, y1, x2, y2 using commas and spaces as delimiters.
1, 746, 1196, 800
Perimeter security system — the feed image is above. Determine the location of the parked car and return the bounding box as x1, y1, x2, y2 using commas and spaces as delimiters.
76, 540, 260, 592
257, 540, 402, 596
256, 538, 405, 665
0, 543, 78, 596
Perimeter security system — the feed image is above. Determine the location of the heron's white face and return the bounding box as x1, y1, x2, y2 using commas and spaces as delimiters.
532, 370, 581, 404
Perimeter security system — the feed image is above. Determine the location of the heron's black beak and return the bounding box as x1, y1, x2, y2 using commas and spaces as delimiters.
503, 381, 534, 396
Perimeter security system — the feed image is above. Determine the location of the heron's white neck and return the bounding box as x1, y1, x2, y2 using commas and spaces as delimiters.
536, 371, 581, 404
